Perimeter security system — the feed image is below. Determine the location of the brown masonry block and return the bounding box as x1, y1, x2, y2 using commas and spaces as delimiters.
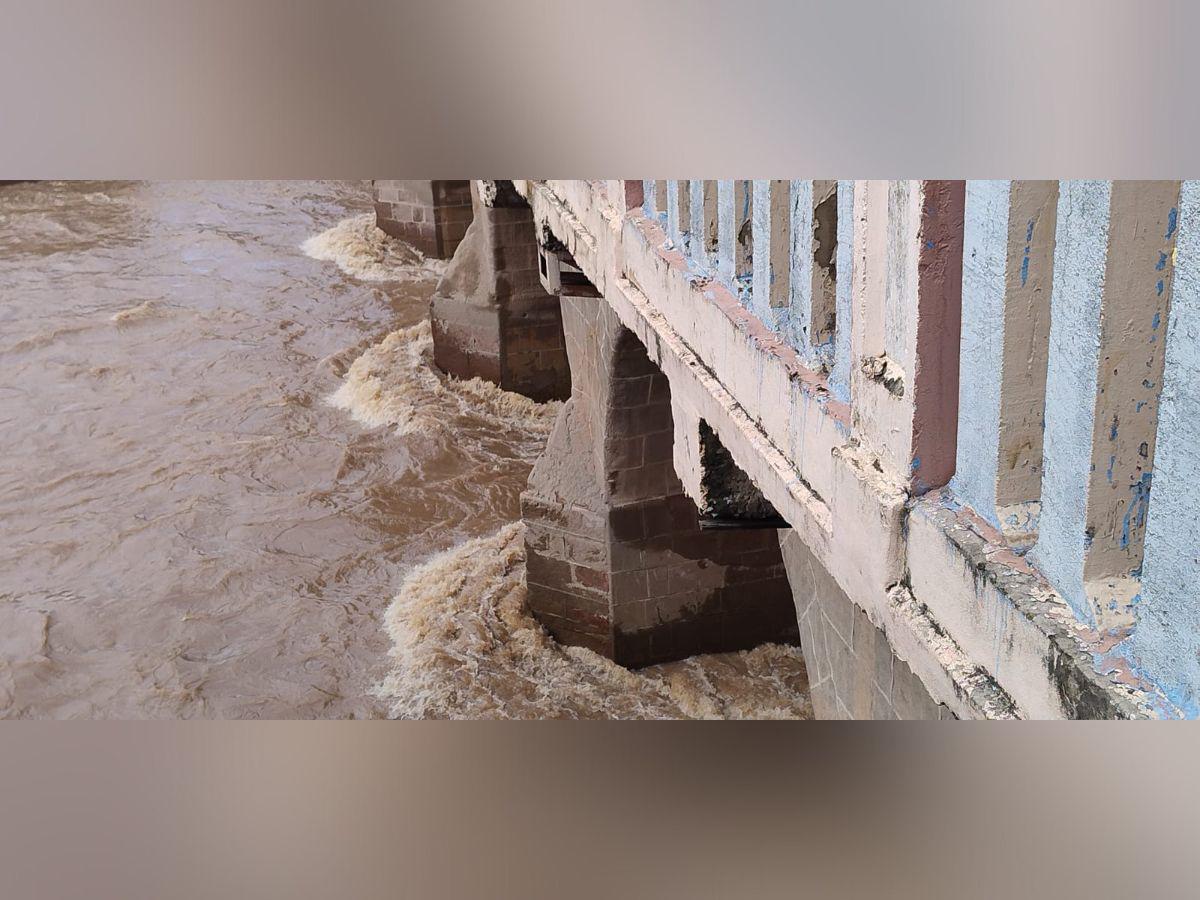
372, 179, 474, 259
428, 181, 570, 402
521, 294, 798, 668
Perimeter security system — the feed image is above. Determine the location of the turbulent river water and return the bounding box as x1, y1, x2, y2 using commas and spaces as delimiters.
0, 180, 810, 719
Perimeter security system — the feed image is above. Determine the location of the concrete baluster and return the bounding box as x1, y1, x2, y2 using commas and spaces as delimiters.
1127, 179, 1200, 714
642, 179, 657, 218
849, 180, 965, 493
950, 180, 1057, 549
716, 180, 736, 285
666, 179, 683, 248
828, 180, 856, 402
787, 180, 815, 356
1032, 180, 1181, 629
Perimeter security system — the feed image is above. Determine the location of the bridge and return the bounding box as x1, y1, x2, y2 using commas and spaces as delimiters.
374, 179, 1199, 719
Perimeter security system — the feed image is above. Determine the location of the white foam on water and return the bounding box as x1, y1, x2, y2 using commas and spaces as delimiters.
110, 300, 165, 324
376, 524, 813, 720
301, 213, 447, 282
327, 319, 561, 438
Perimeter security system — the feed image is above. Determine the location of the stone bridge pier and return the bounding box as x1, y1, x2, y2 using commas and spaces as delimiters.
371, 180, 474, 259
519, 281, 799, 667
427, 180, 571, 402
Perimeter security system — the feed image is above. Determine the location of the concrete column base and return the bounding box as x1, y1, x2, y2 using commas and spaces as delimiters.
429, 182, 570, 402
779, 531, 954, 719
521, 295, 798, 667
372, 180, 473, 259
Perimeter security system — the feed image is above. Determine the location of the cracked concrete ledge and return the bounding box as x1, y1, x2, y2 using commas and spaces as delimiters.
884, 583, 1019, 719
519, 180, 1165, 718
909, 493, 1169, 719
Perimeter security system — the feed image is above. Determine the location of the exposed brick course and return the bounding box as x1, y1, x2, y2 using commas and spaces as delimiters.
521, 295, 799, 668
372, 179, 473, 259
429, 182, 570, 402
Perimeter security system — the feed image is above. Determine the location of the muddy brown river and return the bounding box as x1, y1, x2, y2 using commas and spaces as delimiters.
0, 180, 810, 719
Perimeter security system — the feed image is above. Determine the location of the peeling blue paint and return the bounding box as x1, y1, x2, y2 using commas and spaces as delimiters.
1125, 182, 1200, 717
1019, 218, 1035, 287
1160, 685, 1199, 720
828, 181, 855, 403
1119, 472, 1153, 549
952, 181, 1013, 531
940, 492, 964, 512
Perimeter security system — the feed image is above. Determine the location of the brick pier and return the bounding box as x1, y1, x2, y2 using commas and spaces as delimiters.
428, 181, 570, 402
371, 180, 473, 259
520, 293, 798, 667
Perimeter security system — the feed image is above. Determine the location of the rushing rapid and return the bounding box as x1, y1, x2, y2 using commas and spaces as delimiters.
0, 180, 810, 719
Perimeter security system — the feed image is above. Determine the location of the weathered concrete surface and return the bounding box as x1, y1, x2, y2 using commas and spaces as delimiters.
828, 180, 856, 402
746, 180, 836, 370
1032, 180, 1180, 630
372, 180, 473, 259
516, 179, 1165, 718
907, 492, 1146, 719
1123, 180, 1200, 717
429, 181, 570, 402
521, 294, 798, 667
952, 181, 1056, 548
851, 180, 965, 494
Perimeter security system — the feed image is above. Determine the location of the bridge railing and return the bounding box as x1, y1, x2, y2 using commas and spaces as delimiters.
645, 180, 858, 393
951, 180, 1194, 639
641, 179, 964, 491
631, 179, 1198, 648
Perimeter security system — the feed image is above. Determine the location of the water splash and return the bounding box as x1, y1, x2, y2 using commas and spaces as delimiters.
327, 319, 560, 438
301, 213, 447, 282
377, 524, 812, 720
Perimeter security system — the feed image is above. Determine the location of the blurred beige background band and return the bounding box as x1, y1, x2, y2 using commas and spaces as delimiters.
1, 0, 1197, 177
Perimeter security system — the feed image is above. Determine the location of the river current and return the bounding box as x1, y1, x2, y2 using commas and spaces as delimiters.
0, 181, 810, 719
